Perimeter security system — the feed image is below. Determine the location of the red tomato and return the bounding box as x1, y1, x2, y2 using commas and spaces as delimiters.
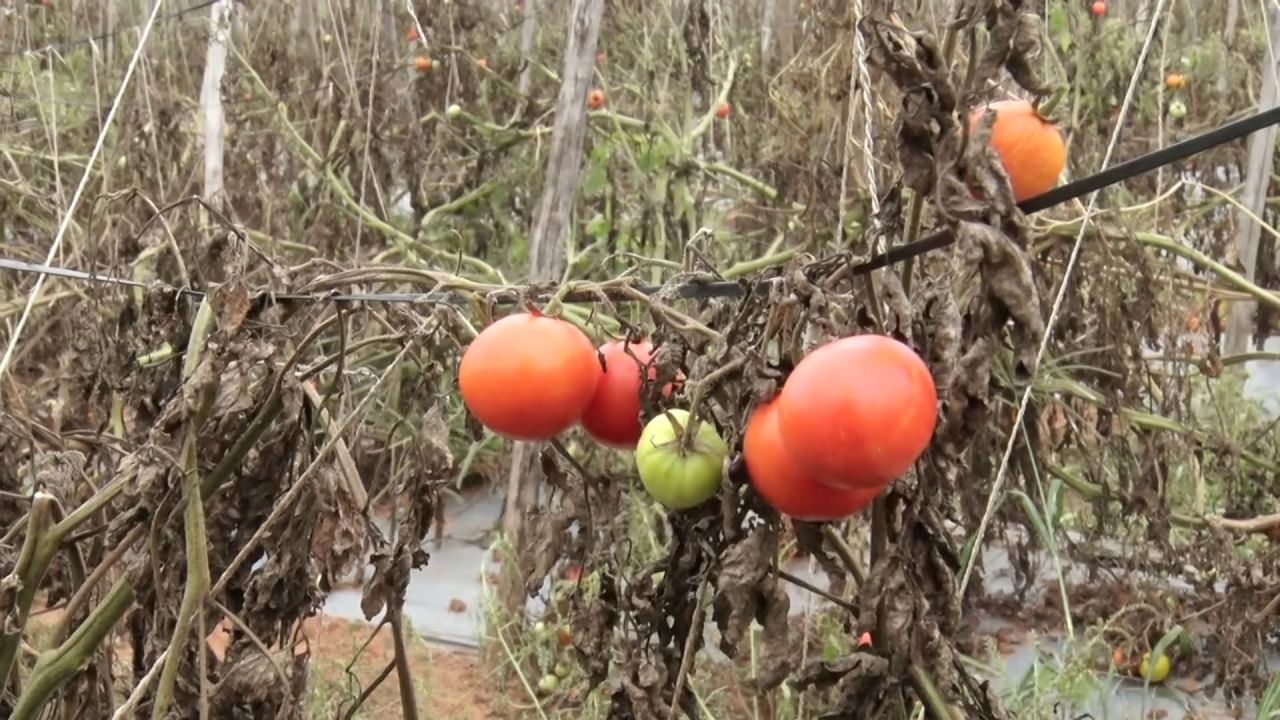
744, 400, 881, 521
579, 340, 656, 448
458, 312, 600, 441
775, 335, 937, 489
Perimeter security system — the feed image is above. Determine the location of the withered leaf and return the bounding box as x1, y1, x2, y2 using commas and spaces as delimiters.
711, 522, 794, 686
791, 652, 889, 691
212, 280, 252, 337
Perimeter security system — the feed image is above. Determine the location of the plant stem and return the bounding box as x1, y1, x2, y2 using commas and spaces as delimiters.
388, 612, 421, 720
820, 523, 867, 587
909, 664, 962, 720
8, 578, 135, 720
0, 492, 57, 688
152, 299, 218, 720
668, 573, 711, 720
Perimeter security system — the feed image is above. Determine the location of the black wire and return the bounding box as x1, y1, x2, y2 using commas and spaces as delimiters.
848, 103, 1280, 277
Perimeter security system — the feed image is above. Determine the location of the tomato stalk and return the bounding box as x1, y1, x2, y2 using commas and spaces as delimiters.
677, 356, 745, 452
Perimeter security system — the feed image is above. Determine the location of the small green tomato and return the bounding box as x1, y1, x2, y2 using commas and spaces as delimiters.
446, 103, 463, 119
1169, 99, 1187, 119
634, 409, 727, 510
538, 674, 560, 694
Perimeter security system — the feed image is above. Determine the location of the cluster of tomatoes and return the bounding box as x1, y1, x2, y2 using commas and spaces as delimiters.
744, 334, 937, 522
457, 309, 939, 524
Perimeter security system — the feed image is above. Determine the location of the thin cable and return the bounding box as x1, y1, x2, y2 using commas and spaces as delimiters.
0, 0, 168, 381
955, 0, 1171, 602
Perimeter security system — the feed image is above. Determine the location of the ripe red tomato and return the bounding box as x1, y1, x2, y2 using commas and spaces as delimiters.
775, 334, 937, 489
745, 399, 882, 521
1091, 1, 1106, 16
579, 340, 659, 449
458, 312, 600, 441
716, 102, 731, 120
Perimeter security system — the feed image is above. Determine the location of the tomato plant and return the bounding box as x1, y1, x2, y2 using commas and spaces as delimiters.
457, 311, 600, 441
744, 400, 881, 522
634, 409, 727, 510
776, 334, 937, 489
579, 339, 670, 449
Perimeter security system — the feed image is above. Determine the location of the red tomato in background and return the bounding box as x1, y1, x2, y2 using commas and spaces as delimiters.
579, 340, 655, 448
458, 312, 600, 441
775, 334, 937, 489
579, 340, 681, 448
744, 399, 882, 521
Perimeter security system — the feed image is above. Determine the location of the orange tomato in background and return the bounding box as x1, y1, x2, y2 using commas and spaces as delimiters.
968, 99, 1066, 203
458, 312, 600, 441
775, 334, 937, 489
744, 400, 882, 521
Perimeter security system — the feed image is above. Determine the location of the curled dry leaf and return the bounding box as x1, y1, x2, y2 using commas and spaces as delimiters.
209, 643, 309, 719
711, 522, 793, 687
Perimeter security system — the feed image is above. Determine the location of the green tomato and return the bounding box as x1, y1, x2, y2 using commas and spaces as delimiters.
634, 409, 727, 510
1169, 99, 1187, 119
554, 661, 571, 679
537, 674, 560, 694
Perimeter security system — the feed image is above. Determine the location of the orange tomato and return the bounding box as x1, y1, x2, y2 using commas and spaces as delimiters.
1165, 72, 1186, 90
969, 99, 1067, 203
579, 340, 674, 449
775, 335, 937, 489
1091, 1, 1106, 16
476, 57, 489, 70
744, 399, 882, 521
414, 56, 433, 73
716, 102, 731, 120
458, 312, 601, 441
587, 88, 606, 110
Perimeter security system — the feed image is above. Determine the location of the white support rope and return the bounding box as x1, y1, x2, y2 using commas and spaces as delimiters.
956, 0, 1172, 602
0, 0, 168, 382
835, 0, 881, 250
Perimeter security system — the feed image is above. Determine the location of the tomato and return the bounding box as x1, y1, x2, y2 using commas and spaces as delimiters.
775, 335, 937, 489
458, 312, 600, 441
744, 400, 881, 521
716, 102, 731, 120
579, 340, 680, 449
587, 88, 606, 110
1138, 651, 1170, 683
634, 409, 727, 510
1091, 1, 1106, 16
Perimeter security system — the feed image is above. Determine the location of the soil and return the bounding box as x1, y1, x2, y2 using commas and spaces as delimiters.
253, 614, 499, 720
25, 605, 498, 720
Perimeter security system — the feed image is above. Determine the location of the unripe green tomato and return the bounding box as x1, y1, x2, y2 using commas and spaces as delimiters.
538, 674, 559, 694
634, 409, 727, 510
1169, 99, 1187, 119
